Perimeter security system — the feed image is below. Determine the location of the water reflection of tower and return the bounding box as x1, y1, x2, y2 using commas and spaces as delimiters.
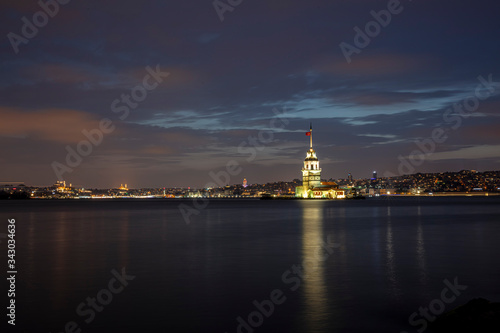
301, 202, 327, 331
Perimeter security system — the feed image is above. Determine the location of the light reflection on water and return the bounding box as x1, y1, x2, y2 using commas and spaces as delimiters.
3, 197, 500, 333
416, 215, 429, 298
386, 216, 402, 300
301, 201, 328, 331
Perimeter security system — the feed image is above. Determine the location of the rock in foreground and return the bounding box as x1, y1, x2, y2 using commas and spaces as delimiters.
431, 298, 500, 333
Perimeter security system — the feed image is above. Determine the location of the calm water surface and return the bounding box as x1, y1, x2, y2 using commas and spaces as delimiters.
2, 197, 500, 332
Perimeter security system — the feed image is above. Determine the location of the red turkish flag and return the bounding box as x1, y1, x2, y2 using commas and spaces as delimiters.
305, 132, 311, 136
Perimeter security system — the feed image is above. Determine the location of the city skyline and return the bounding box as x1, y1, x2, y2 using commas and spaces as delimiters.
1, 0, 500, 188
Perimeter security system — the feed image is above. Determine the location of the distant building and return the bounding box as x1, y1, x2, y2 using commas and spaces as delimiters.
295, 125, 346, 199
243, 178, 248, 188
1, 181, 25, 191
53, 180, 73, 193
372, 171, 377, 180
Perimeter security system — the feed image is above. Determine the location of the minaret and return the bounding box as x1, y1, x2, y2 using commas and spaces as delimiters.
301, 123, 322, 197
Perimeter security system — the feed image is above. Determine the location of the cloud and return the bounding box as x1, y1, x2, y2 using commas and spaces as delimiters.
141, 146, 176, 155
31, 64, 98, 84
1, 0, 500, 187
426, 145, 500, 161
198, 33, 220, 44
317, 53, 428, 76
0, 107, 104, 143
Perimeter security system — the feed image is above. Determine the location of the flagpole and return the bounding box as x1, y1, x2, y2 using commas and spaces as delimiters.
310, 123, 312, 149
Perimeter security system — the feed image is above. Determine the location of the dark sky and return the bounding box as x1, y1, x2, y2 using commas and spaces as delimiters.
1, 0, 500, 188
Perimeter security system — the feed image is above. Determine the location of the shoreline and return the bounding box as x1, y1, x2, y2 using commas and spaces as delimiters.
4, 192, 499, 200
